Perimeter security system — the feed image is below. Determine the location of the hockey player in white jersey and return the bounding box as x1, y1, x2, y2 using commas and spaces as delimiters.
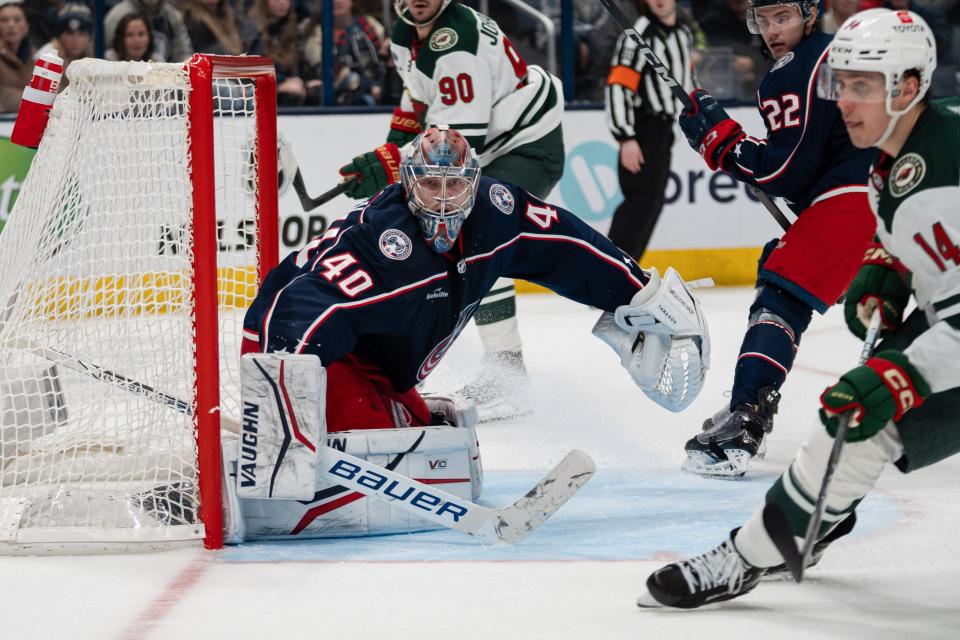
338, 0, 565, 420
640, 8, 960, 608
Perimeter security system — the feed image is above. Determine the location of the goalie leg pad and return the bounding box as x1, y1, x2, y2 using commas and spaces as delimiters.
237, 423, 481, 541
238, 353, 326, 500
423, 393, 482, 499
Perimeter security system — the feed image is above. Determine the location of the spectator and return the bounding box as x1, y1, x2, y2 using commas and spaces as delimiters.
0, 1, 35, 113
697, 0, 768, 99
23, 0, 60, 49
301, 0, 386, 106
105, 0, 194, 62
182, 0, 256, 55
822, 0, 859, 33
248, 0, 306, 106
36, 3, 93, 90
106, 12, 156, 61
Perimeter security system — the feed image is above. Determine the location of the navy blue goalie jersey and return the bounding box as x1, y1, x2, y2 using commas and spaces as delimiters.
243, 178, 648, 392
724, 31, 872, 214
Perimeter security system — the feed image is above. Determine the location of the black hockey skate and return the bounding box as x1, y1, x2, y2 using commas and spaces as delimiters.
764, 511, 857, 579
638, 530, 764, 609
682, 387, 781, 478
457, 350, 530, 423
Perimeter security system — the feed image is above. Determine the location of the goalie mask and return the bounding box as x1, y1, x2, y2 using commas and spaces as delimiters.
401, 126, 480, 254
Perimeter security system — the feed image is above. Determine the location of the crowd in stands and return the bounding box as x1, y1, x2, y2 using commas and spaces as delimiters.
1, 0, 960, 112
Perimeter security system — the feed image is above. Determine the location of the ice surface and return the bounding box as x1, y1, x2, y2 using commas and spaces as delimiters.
2, 289, 958, 640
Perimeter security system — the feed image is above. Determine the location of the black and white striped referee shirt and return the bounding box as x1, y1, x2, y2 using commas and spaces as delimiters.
605, 13, 697, 141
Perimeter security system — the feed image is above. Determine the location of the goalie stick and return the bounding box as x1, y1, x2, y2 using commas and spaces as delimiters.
763, 310, 882, 582
11, 338, 595, 543
596, 0, 792, 232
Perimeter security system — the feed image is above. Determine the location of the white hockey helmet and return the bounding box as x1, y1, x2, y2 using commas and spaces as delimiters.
401, 126, 480, 254
817, 9, 936, 143
394, 0, 454, 27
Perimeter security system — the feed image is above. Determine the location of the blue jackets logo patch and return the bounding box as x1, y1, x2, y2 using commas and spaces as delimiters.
379, 229, 413, 260
489, 183, 515, 214
771, 51, 794, 71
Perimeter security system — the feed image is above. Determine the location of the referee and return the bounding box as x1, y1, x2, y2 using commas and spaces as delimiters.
604, 0, 697, 261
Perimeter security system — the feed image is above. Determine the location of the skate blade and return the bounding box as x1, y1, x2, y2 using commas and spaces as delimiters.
636, 589, 665, 609
681, 450, 751, 479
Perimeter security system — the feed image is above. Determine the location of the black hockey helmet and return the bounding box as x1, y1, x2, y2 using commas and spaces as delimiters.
746, 1, 819, 35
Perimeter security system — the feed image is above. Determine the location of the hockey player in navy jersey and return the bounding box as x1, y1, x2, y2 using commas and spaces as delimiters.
336, 0, 567, 421
246, 126, 709, 431
228, 126, 709, 541
675, 0, 877, 478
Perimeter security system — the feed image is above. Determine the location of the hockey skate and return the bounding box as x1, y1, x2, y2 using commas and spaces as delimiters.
681, 388, 781, 478
457, 350, 531, 423
763, 512, 857, 580
638, 529, 764, 609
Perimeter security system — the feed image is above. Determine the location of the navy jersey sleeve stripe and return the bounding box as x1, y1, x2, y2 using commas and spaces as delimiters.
516, 232, 647, 290
292, 270, 449, 355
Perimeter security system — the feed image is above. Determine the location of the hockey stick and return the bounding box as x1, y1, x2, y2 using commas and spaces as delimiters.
596, 0, 791, 232
291, 170, 355, 211
320, 445, 595, 544
12, 338, 595, 543
9, 339, 192, 415
763, 309, 882, 582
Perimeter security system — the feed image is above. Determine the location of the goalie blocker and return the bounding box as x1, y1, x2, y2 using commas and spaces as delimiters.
223, 353, 482, 542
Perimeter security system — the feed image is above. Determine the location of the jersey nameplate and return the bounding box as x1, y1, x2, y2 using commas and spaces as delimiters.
430, 28, 459, 52
889, 153, 925, 198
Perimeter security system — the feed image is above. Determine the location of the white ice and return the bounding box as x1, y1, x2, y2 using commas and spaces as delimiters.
2, 289, 958, 640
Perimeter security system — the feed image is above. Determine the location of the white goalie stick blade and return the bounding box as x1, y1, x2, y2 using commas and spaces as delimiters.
321, 446, 595, 544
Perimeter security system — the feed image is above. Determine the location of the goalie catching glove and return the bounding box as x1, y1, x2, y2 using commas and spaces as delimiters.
592, 267, 710, 412
338, 143, 402, 199
819, 350, 931, 442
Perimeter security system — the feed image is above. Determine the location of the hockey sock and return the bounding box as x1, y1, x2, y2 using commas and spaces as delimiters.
730, 287, 813, 409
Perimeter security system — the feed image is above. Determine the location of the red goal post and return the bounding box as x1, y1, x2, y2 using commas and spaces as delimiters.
190, 55, 279, 550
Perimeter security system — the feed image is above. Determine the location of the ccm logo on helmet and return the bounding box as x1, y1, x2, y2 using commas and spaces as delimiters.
328, 459, 469, 522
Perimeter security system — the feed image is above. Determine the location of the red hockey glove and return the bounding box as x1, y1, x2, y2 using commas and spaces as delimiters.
678, 90, 746, 171
819, 350, 931, 442
338, 143, 402, 199
386, 107, 421, 147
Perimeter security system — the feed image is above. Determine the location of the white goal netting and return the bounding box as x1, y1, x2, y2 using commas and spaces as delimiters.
0, 57, 274, 552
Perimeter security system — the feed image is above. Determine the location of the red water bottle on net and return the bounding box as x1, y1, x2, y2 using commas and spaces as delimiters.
11, 51, 64, 149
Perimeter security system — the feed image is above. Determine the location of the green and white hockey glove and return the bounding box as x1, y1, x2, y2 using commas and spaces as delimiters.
819, 350, 930, 442
844, 244, 911, 340
338, 143, 402, 199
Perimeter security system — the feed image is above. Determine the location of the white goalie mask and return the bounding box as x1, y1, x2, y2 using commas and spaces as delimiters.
394, 0, 454, 27
816, 9, 936, 145
401, 126, 480, 254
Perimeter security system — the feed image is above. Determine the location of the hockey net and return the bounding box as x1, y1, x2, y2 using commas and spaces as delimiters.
0, 55, 278, 552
